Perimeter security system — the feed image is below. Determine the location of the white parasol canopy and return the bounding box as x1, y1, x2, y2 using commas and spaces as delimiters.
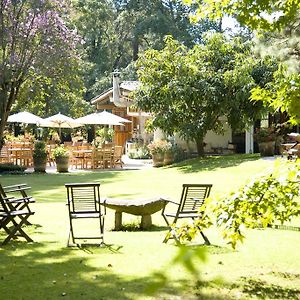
7, 111, 44, 124
40, 113, 82, 129
40, 112, 83, 138
76, 111, 131, 126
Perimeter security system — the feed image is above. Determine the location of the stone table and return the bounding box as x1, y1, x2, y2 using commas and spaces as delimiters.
102, 197, 169, 230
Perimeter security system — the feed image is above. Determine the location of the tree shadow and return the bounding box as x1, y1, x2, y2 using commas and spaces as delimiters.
0, 240, 193, 299
111, 223, 168, 232
237, 278, 300, 299
169, 154, 261, 173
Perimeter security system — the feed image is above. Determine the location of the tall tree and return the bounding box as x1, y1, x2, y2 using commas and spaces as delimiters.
74, 0, 219, 99
135, 34, 276, 156
185, 0, 300, 123
0, 0, 81, 147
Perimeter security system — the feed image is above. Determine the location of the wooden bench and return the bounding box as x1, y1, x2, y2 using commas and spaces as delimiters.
103, 197, 169, 230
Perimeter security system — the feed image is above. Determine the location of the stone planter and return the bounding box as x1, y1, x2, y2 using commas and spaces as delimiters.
152, 152, 164, 167
258, 141, 275, 156
33, 157, 47, 173
55, 156, 69, 172
164, 151, 174, 165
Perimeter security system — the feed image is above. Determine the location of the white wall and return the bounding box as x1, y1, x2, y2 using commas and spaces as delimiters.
174, 121, 232, 153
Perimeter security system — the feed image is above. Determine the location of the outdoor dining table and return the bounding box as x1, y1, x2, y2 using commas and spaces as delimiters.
71, 149, 93, 169
7, 148, 32, 165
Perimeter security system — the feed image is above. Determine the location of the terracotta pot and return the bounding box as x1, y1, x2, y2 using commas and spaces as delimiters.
152, 152, 164, 167
164, 151, 174, 165
55, 156, 69, 172
258, 141, 275, 156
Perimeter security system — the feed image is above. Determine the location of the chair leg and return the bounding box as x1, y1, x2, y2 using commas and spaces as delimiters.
199, 230, 210, 245
68, 219, 76, 246
1, 216, 33, 245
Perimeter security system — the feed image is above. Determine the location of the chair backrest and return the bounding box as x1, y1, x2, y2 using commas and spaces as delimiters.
65, 183, 101, 213
114, 146, 123, 159
178, 184, 212, 213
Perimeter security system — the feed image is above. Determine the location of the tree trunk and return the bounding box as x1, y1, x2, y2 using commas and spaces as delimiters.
195, 136, 205, 157
132, 35, 139, 61
0, 83, 19, 152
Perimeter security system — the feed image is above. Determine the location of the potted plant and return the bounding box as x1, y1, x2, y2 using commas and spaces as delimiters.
33, 141, 47, 172
147, 139, 169, 167
52, 145, 70, 172
163, 142, 175, 165
253, 127, 277, 156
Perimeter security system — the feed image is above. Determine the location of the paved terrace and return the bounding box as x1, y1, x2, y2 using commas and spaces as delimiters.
25, 155, 153, 173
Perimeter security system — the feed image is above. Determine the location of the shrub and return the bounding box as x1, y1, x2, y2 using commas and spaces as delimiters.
253, 127, 277, 143
147, 140, 171, 155
0, 163, 26, 174
128, 145, 151, 159
33, 141, 47, 160
52, 146, 69, 159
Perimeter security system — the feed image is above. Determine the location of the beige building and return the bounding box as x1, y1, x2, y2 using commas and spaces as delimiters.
91, 71, 236, 154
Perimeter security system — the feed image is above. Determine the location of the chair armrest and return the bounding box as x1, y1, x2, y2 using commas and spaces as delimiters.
3, 184, 30, 193
99, 198, 107, 214
6, 196, 34, 203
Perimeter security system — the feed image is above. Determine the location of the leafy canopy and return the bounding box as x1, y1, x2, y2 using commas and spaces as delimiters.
0, 0, 83, 146
184, 0, 300, 31
135, 33, 276, 155
185, 0, 300, 124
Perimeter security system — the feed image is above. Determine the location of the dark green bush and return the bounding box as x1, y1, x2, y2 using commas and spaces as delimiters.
0, 163, 26, 174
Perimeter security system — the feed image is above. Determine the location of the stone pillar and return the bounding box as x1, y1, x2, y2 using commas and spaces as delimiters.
140, 215, 152, 229
245, 125, 254, 154
115, 211, 122, 230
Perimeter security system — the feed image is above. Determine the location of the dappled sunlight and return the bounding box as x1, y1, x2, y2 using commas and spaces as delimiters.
174, 154, 261, 173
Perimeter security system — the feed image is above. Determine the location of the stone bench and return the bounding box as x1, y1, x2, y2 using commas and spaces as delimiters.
102, 197, 169, 230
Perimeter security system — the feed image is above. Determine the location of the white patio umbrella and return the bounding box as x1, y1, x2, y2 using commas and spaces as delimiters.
7, 111, 44, 124
76, 111, 131, 126
40, 112, 83, 139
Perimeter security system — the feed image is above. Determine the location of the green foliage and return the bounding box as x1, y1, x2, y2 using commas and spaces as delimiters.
33, 141, 47, 160
188, 0, 300, 125
135, 33, 276, 155
52, 146, 69, 159
251, 67, 300, 124
253, 127, 277, 143
189, 0, 300, 32
74, 0, 220, 99
214, 160, 300, 248
95, 127, 114, 143
0, 163, 26, 174
147, 140, 171, 155
128, 144, 151, 159
177, 159, 300, 249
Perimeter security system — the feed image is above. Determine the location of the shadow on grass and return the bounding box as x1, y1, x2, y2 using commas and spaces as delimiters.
0, 240, 180, 299
111, 223, 168, 232
169, 154, 261, 173
237, 278, 300, 299
0, 239, 232, 300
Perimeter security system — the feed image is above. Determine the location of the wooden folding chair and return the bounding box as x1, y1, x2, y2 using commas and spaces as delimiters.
162, 184, 212, 245
0, 184, 35, 225
65, 183, 105, 246
113, 145, 124, 168
0, 193, 34, 245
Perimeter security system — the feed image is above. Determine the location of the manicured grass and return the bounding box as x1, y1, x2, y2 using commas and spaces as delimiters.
1, 154, 300, 299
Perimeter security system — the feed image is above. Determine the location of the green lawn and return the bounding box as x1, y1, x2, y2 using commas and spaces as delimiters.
1, 154, 300, 299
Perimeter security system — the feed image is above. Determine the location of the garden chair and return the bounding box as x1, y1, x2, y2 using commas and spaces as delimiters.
0, 191, 34, 245
113, 145, 124, 168
0, 183, 35, 225
65, 183, 105, 246
162, 183, 212, 245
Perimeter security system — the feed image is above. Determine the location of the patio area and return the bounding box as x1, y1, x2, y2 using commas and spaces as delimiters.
24, 155, 152, 173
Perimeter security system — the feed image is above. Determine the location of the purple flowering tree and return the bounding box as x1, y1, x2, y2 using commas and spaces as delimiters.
0, 0, 80, 148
